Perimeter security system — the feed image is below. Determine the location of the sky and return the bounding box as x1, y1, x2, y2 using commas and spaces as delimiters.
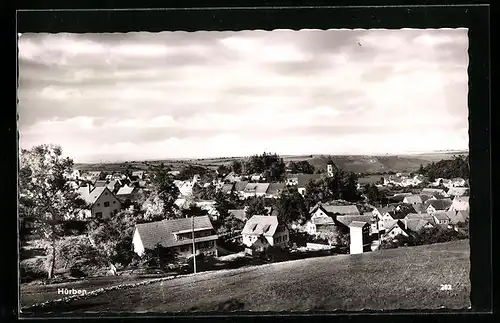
17, 29, 469, 163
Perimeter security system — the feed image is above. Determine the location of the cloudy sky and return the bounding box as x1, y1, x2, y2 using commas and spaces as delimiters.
18, 29, 469, 163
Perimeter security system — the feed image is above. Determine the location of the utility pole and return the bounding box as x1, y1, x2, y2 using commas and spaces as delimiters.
191, 215, 197, 274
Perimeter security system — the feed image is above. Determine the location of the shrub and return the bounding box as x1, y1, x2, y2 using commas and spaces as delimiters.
20, 258, 48, 283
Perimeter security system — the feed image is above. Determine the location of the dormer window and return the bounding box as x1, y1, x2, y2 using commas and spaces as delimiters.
252, 224, 258, 232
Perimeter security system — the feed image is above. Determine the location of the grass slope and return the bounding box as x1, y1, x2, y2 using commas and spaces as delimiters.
26, 240, 470, 313
75, 152, 466, 174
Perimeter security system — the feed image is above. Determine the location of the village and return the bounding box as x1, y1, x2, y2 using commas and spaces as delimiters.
19, 149, 470, 283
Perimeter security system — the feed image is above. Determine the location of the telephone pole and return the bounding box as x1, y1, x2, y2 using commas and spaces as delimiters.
191, 215, 197, 274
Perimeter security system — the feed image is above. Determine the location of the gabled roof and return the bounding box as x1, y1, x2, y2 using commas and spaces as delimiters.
373, 205, 396, 215
242, 215, 282, 237
77, 186, 107, 205
336, 215, 371, 227
431, 212, 452, 221
422, 188, 446, 195
349, 221, 369, 228
446, 210, 467, 224
266, 182, 286, 195
425, 198, 453, 211
322, 204, 361, 216
243, 183, 270, 194
401, 219, 432, 232
134, 215, 217, 250
94, 180, 107, 187
311, 216, 335, 225
234, 181, 249, 192
221, 183, 235, 193
453, 196, 470, 203
412, 203, 427, 214
116, 185, 136, 196
403, 195, 423, 204
447, 187, 469, 197
419, 195, 433, 203
228, 209, 247, 221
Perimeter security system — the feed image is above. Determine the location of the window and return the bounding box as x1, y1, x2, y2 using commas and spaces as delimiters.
113, 201, 116, 204
95, 212, 103, 219
105, 192, 108, 195
104, 202, 110, 207
97, 203, 100, 207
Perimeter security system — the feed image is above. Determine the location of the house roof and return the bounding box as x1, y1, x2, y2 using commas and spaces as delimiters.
383, 219, 399, 231
446, 210, 467, 224
77, 186, 107, 205
94, 180, 107, 187
336, 215, 371, 227
402, 219, 432, 232
242, 215, 282, 237
349, 221, 368, 228
116, 185, 135, 196
447, 187, 469, 197
374, 205, 396, 215
403, 195, 423, 204
431, 211, 453, 221
457, 210, 469, 221
412, 203, 427, 214
425, 198, 453, 211
266, 182, 286, 195
312, 216, 335, 225
422, 188, 446, 195
322, 204, 361, 216
228, 209, 247, 221
419, 195, 433, 203
134, 215, 216, 250
243, 183, 270, 194
132, 171, 144, 176
234, 181, 249, 192
221, 183, 235, 193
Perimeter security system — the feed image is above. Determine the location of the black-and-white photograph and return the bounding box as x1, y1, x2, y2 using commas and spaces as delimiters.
18, 28, 471, 313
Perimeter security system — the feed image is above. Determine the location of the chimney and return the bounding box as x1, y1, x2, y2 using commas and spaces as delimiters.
403, 219, 407, 230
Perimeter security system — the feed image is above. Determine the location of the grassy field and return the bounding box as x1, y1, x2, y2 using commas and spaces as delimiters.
75, 151, 467, 174
24, 239, 470, 314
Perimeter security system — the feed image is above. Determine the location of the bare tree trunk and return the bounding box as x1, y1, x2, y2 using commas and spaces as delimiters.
48, 225, 56, 279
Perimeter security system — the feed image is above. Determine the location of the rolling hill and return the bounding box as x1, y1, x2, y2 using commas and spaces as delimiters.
25, 240, 470, 313
75, 151, 467, 175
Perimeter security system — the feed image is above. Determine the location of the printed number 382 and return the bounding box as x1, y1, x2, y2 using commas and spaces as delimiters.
440, 284, 452, 291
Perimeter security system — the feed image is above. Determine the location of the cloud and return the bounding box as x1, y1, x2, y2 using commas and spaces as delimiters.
18, 29, 469, 162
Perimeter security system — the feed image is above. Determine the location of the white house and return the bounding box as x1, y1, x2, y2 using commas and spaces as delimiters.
430, 211, 453, 227
242, 215, 289, 249
449, 196, 470, 212
349, 221, 370, 254
132, 215, 218, 258
403, 195, 423, 205
242, 183, 270, 199
77, 186, 121, 220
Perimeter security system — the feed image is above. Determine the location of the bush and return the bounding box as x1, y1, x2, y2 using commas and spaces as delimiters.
20, 258, 48, 283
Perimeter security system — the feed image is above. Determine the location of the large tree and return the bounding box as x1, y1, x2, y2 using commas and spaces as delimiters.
19, 144, 87, 279
231, 160, 243, 174
273, 186, 309, 225
142, 168, 181, 221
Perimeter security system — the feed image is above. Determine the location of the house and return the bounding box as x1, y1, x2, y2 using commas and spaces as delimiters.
106, 180, 121, 193
403, 195, 423, 205
132, 171, 145, 180
412, 203, 428, 214
250, 174, 262, 181
419, 194, 435, 203
305, 208, 335, 235
77, 186, 121, 220
194, 201, 220, 218
132, 215, 218, 258
402, 218, 434, 232
349, 221, 370, 254
422, 188, 448, 198
233, 181, 249, 195
168, 170, 181, 176
447, 187, 469, 197
242, 215, 289, 249
372, 205, 397, 232
224, 172, 241, 183
265, 183, 286, 198
405, 212, 434, 222
430, 211, 453, 227
228, 209, 247, 222
450, 210, 469, 225
451, 177, 466, 187
310, 203, 361, 217
94, 180, 107, 188
425, 198, 453, 213
242, 183, 270, 199
449, 196, 470, 212
221, 183, 235, 194
116, 185, 138, 201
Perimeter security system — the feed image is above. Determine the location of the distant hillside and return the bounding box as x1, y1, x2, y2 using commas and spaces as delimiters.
75, 151, 467, 175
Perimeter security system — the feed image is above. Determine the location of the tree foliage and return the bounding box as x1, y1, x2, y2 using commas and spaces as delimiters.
245, 197, 269, 218
244, 152, 286, 182
231, 160, 243, 174
178, 165, 210, 181
273, 186, 308, 225
19, 144, 88, 278
143, 168, 181, 221
418, 155, 469, 181
364, 184, 381, 202
303, 163, 360, 208
288, 160, 315, 174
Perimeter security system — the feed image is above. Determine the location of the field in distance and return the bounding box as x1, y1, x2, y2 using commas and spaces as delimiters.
75, 150, 468, 174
